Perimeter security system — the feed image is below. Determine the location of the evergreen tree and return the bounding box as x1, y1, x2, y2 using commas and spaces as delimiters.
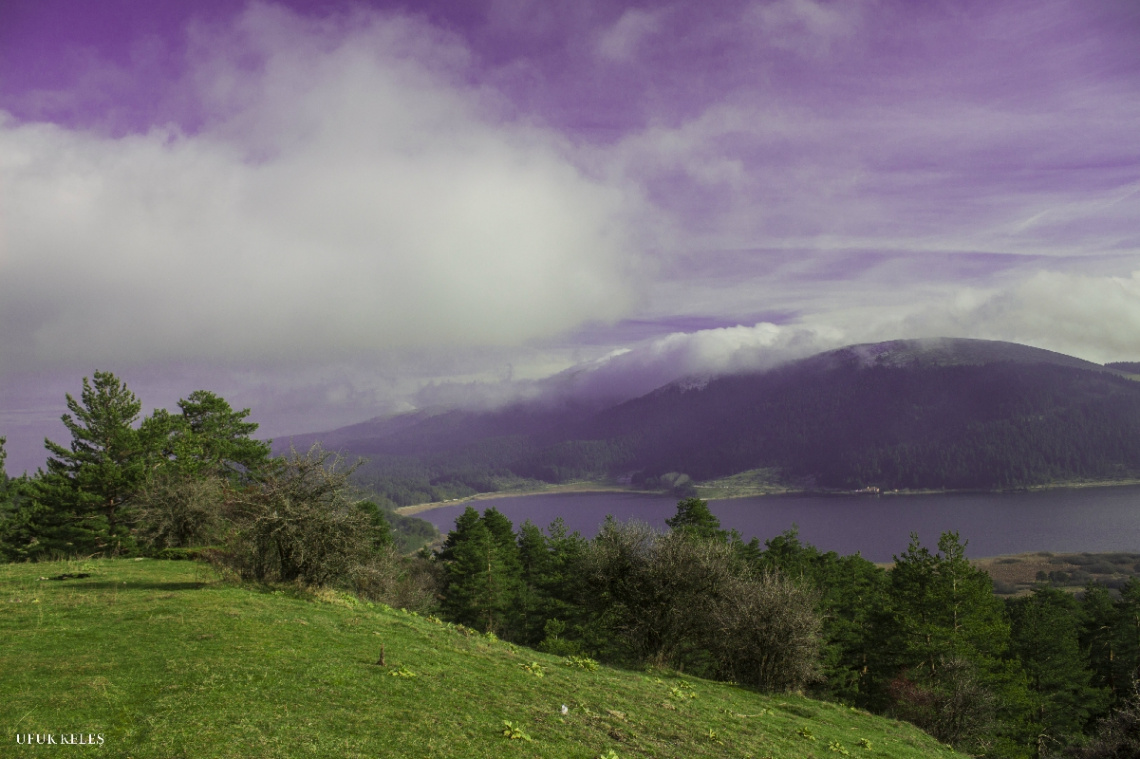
130, 390, 271, 552
0, 437, 9, 511
1064, 686, 1140, 759
355, 500, 393, 553
750, 527, 888, 706
171, 390, 270, 480
886, 532, 1011, 678
876, 532, 1019, 751
755, 526, 820, 582
512, 517, 591, 649
817, 552, 889, 706
34, 372, 156, 556
438, 506, 481, 564
439, 507, 523, 635
666, 497, 727, 541
1115, 580, 1140, 698
1008, 586, 1108, 754
0, 438, 37, 561
537, 517, 590, 652
1081, 584, 1124, 707
143, 391, 270, 482
516, 520, 552, 644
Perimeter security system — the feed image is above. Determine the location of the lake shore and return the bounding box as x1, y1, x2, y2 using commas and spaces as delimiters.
395, 482, 637, 516
395, 476, 1140, 516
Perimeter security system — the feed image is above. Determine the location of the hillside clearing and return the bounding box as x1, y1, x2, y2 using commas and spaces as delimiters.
0, 558, 967, 758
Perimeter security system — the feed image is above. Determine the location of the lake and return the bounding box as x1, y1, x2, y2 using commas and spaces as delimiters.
416, 485, 1140, 562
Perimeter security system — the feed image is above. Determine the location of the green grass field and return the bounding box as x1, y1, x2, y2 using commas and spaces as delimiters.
1, 558, 967, 758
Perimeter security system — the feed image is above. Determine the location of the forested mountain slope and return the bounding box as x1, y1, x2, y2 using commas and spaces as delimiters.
283, 339, 1140, 503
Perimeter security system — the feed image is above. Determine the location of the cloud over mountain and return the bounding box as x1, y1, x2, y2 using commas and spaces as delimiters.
0, 3, 643, 375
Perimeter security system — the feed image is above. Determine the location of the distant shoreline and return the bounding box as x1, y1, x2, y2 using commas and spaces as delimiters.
394, 477, 1140, 516
395, 483, 637, 516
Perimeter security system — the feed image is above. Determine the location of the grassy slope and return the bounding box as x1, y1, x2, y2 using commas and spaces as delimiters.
1, 559, 968, 759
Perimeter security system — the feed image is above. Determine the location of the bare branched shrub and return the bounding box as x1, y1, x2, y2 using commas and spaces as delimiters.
217, 446, 374, 586
583, 518, 822, 690
582, 519, 668, 661
134, 473, 226, 549
636, 533, 741, 666
353, 546, 441, 613
888, 657, 997, 751
710, 571, 822, 692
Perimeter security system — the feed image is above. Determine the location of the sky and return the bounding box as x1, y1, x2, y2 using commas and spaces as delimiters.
2, 0, 1140, 473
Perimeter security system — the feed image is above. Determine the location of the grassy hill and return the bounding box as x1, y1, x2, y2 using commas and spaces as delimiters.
0, 559, 968, 758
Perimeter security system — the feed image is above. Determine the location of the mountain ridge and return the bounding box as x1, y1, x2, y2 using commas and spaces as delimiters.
278, 339, 1140, 505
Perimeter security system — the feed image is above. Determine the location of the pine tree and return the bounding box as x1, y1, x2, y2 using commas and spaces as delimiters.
666, 497, 727, 541
537, 517, 590, 653
34, 372, 155, 556
877, 532, 1018, 750
1008, 586, 1109, 753
1116, 579, 1140, 699
1081, 584, 1123, 707
0, 439, 18, 557
438, 506, 481, 564
0, 437, 39, 561
755, 526, 820, 582
439, 507, 522, 635
886, 532, 1010, 678
750, 528, 889, 707
517, 520, 552, 644
817, 552, 889, 706
171, 390, 270, 480
355, 500, 393, 553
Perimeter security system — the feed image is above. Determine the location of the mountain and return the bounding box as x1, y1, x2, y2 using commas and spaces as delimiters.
591, 338, 1140, 490
286, 339, 1140, 504
1106, 361, 1140, 375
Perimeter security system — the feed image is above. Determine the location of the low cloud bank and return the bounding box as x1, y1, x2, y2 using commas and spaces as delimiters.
900, 270, 1140, 364
0, 3, 643, 376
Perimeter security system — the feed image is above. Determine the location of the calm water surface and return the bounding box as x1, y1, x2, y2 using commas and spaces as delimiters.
418, 486, 1140, 562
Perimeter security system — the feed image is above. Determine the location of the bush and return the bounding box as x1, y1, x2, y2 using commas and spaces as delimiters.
133, 473, 226, 550
352, 546, 440, 613
1087, 562, 1119, 575
888, 657, 997, 751
215, 446, 375, 586
710, 571, 821, 691
583, 520, 720, 665
582, 519, 821, 691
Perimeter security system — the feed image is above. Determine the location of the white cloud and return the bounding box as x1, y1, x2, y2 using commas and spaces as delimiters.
596, 8, 667, 61
748, 0, 861, 57
900, 270, 1140, 362
0, 3, 644, 374
538, 321, 845, 401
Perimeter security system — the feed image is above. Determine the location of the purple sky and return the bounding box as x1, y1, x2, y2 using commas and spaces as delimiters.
3, 0, 1140, 473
